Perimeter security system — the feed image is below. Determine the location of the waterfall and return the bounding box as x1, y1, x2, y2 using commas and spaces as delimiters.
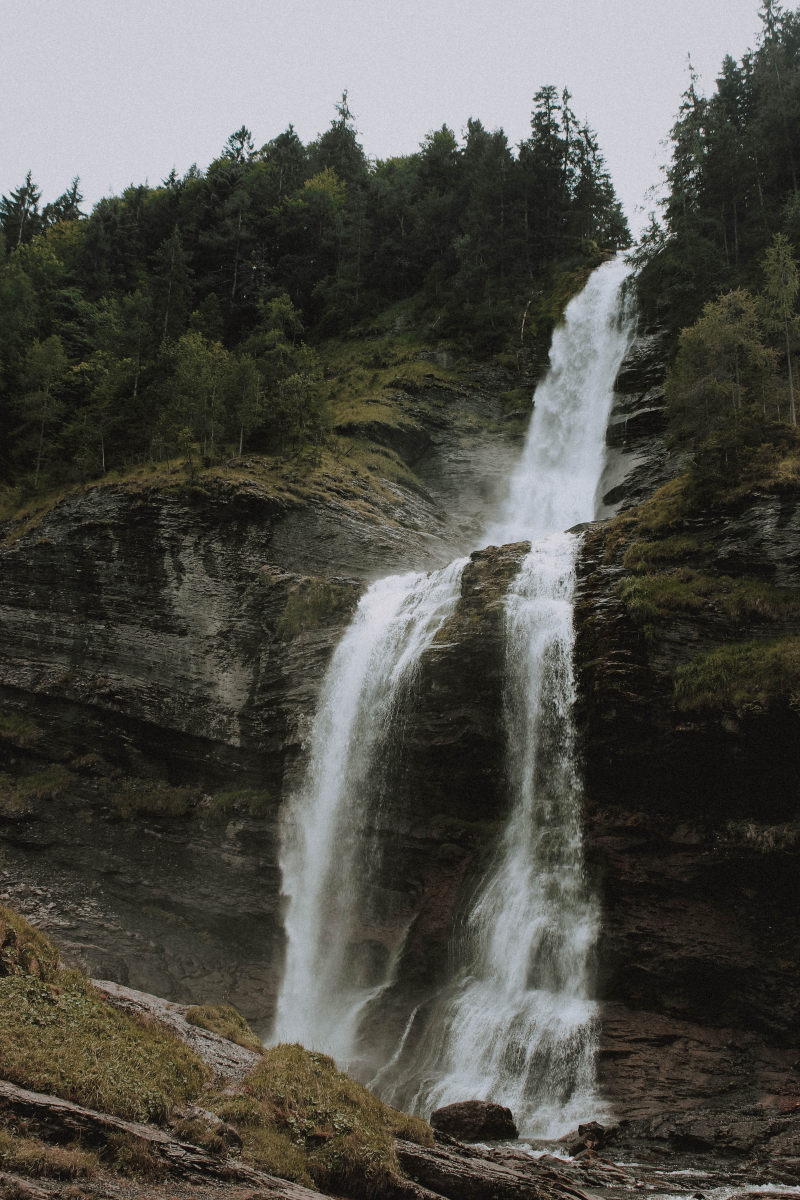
273, 255, 635, 1134
273, 557, 467, 1061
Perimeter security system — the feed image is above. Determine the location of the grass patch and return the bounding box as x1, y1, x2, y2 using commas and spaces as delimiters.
0, 1126, 98, 1180
674, 636, 800, 712
277, 577, 358, 638
622, 534, 704, 571
100, 1131, 165, 1179
209, 1043, 433, 1197
603, 474, 692, 562
617, 569, 800, 632
185, 1003, 264, 1055
0, 909, 209, 1122
0, 711, 41, 749
0, 905, 61, 981
104, 778, 196, 819
0, 765, 73, 818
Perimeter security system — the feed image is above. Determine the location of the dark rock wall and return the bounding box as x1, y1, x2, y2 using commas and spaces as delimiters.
574, 504, 800, 1119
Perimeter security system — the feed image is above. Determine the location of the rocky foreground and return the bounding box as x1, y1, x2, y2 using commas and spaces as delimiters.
2, 961, 798, 1200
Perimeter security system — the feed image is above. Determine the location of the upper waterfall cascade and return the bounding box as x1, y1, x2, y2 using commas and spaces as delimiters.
273, 255, 636, 1136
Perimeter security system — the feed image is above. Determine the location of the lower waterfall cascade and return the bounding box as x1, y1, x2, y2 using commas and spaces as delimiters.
273, 255, 636, 1136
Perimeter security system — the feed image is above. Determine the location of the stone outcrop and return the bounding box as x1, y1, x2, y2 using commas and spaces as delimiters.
429, 1101, 519, 1142
597, 326, 677, 514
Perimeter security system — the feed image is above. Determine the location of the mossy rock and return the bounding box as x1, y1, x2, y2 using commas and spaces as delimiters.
185, 1003, 264, 1054
209, 1042, 432, 1196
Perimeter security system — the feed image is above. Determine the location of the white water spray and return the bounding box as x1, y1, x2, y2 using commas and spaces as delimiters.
274, 557, 467, 1061
273, 255, 635, 1133
371, 255, 635, 1133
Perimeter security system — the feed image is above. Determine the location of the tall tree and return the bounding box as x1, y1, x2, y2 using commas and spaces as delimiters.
762, 231, 800, 422
0, 172, 42, 250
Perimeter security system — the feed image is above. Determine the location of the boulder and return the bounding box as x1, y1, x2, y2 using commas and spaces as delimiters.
429, 1099, 518, 1141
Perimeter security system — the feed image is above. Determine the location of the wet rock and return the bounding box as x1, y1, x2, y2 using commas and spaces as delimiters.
565, 1120, 607, 1155
429, 1100, 519, 1141
574, 500, 800, 1121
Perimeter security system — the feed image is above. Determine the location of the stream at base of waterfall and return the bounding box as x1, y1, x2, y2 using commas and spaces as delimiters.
272, 255, 636, 1137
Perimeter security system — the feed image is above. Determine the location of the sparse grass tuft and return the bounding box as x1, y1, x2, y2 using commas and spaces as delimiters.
185, 1003, 264, 1054
0, 904, 62, 981
674, 636, 800, 712
0, 1127, 98, 1179
277, 577, 358, 638
0, 711, 41, 749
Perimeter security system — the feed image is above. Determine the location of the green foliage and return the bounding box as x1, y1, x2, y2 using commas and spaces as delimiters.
674, 636, 800, 711
666, 289, 779, 446
637, 6, 800, 345
0, 915, 209, 1121
209, 1043, 433, 1197
0, 95, 628, 497
185, 1003, 264, 1054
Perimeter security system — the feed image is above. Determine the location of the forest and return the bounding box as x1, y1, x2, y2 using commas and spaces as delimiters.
638, 0, 800, 496
0, 89, 628, 494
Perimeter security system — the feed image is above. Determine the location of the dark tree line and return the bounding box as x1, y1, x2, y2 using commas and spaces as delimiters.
638, 2, 800, 334
0, 91, 628, 490
636, 2, 800, 490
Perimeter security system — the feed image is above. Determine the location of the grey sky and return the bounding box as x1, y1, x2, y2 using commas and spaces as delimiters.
4, 0, 765, 236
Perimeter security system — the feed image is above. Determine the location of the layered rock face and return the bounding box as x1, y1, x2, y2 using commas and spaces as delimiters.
0, 480, 368, 1022
573, 334, 800, 1121
0, 364, 528, 1029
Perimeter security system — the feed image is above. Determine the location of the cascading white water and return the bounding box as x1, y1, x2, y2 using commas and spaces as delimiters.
486, 254, 635, 545
274, 557, 467, 1062
273, 254, 635, 1134
370, 255, 635, 1133
388, 532, 599, 1134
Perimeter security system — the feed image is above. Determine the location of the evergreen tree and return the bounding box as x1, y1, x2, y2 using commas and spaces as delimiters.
0, 172, 42, 250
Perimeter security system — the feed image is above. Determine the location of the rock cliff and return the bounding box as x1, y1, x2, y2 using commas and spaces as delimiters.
1, 323, 798, 1140
0, 361, 529, 1027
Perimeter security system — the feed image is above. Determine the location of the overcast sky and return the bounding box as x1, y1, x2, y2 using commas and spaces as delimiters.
3, 0, 766, 237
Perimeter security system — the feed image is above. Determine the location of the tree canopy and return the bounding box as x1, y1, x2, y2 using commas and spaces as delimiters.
0, 93, 629, 492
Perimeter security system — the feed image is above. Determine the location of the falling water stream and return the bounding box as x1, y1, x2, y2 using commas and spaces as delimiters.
273, 255, 635, 1135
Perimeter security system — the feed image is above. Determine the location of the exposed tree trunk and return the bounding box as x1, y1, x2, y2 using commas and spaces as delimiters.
785, 321, 797, 424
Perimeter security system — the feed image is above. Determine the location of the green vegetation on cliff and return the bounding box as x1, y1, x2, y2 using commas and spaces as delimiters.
674, 636, 800, 711
633, 4, 800, 525
0, 92, 627, 502
209, 1042, 432, 1192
